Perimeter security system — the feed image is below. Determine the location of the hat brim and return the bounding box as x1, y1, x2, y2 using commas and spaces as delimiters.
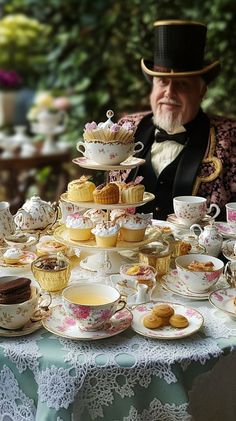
141, 58, 221, 84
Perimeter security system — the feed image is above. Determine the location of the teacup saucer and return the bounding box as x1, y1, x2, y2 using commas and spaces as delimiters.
222, 240, 236, 261
209, 287, 236, 319
162, 269, 220, 300
215, 222, 236, 239
0, 319, 42, 337
42, 305, 132, 340
0, 251, 37, 269
167, 213, 212, 229
72, 156, 146, 171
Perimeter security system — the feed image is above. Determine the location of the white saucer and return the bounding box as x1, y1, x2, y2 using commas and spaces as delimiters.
60, 191, 155, 209
0, 320, 42, 337
42, 305, 132, 340
131, 301, 203, 339
4, 233, 38, 249
215, 222, 236, 239
167, 213, 212, 229
209, 287, 236, 318
222, 240, 236, 261
162, 269, 219, 300
72, 156, 145, 171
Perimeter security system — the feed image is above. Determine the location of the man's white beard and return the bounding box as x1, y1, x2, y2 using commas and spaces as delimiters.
153, 109, 183, 133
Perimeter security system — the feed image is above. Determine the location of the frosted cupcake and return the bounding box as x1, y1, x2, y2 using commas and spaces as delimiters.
3, 247, 24, 264
118, 214, 150, 242
121, 183, 145, 204
83, 209, 107, 225
66, 213, 94, 241
92, 221, 120, 247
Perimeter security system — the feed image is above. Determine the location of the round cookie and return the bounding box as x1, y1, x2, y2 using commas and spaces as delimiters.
169, 314, 189, 328
152, 304, 174, 318
143, 313, 163, 329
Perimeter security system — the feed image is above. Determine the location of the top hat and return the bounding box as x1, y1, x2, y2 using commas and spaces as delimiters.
141, 20, 220, 84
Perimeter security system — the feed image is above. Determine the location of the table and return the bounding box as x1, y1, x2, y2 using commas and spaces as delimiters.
0, 150, 71, 213
0, 258, 236, 421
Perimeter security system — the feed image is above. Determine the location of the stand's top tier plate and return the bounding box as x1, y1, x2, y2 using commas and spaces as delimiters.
72, 156, 145, 170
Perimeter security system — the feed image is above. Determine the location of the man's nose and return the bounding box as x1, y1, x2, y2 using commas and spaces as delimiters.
165, 80, 176, 96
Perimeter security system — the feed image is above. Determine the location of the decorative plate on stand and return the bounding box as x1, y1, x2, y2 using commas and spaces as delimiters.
72, 156, 145, 171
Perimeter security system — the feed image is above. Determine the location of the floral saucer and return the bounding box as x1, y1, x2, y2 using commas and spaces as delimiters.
222, 240, 236, 261
131, 301, 203, 339
167, 213, 212, 229
72, 156, 146, 171
42, 305, 132, 340
0, 320, 42, 337
209, 287, 236, 319
0, 251, 37, 269
162, 269, 222, 300
4, 233, 38, 249
215, 222, 236, 239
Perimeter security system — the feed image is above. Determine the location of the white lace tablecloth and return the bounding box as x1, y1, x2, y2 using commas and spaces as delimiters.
0, 264, 236, 421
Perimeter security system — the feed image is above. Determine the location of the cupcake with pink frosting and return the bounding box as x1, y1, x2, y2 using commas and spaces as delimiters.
66, 213, 94, 241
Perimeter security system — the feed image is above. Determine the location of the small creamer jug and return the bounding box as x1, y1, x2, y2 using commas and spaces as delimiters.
190, 223, 223, 257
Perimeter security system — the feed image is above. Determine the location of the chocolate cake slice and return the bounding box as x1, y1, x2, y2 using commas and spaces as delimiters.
0, 276, 31, 304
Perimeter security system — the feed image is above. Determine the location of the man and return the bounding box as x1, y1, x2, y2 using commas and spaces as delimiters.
119, 20, 236, 220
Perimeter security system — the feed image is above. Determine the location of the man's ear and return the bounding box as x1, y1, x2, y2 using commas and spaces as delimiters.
200, 81, 207, 99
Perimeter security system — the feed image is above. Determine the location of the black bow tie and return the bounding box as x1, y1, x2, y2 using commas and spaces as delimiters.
155, 126, 187, 145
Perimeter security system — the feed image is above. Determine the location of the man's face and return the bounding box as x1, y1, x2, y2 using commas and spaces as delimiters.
150, 76, 207, 132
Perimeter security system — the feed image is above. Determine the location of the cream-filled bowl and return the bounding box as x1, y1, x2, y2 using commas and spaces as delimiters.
62, 283, 125, 331
175, 253, 224, 293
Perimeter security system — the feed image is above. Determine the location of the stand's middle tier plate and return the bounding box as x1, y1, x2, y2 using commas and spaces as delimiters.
54, 225, 161, 251
60, 191, 155, 209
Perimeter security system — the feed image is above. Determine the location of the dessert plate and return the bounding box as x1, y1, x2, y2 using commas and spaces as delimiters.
215, 222, 236, 239
222, 240, 236, 261
162, 269, 220, 300
151, 219, 176, 235
0, 251, 37, 269
131, 301, 203, 339
60, 191, 155, 209
72, 156, 145, 171
54, 225, 161, 251
0, 320, 42, 337
167, 213, 212, 229
209, 287, 236, 319
42, 305, 132, 340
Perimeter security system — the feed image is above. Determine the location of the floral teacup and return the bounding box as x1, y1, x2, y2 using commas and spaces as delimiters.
62, 283, 126, 331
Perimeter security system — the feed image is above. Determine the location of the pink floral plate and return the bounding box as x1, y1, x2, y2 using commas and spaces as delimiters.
167, 213, 212, 229
131, 301, 204, 339
0, 251, 37, 268
222, 240, 236, 261
209, 287, 236, 318
215, 222, 236, 239
42, 305, 133, 340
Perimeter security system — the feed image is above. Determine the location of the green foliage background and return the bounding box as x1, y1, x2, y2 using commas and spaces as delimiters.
3, 0, 236, 144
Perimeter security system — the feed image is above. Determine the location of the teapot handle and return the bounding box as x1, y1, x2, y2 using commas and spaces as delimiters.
190, 224, 203, 237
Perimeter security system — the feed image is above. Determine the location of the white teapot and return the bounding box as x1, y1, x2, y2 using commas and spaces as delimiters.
14, 196, 57, 230
190, 222, 223, 257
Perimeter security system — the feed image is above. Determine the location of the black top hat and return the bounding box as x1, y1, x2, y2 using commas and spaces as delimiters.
142, 20, 220, 84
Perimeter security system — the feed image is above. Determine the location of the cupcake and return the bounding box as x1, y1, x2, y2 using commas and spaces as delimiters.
92, 221, 120, 247
121, 183, 145, 203
110, 209, 129, 223
36, 240, 68, 256
93, 183, 119, 204
83, 209, 107, 225
66, 213, 94, 241
67, 176, 95, 202
3, 248, 24, 264
118, 214, 150, 242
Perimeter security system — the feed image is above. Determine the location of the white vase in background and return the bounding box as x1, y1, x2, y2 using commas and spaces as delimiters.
0, 91, 17, 126
12, 125, 30, 147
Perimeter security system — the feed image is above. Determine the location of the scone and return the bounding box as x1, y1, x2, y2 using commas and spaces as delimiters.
169, 314, 189, 328
66, 213, 94, 241
121, 183, 145, 203
91, 221, 119, 247
3, 248, 24, 264
67, 176, 95, 202
93, 183, 119, 204
143, 314, 163, 329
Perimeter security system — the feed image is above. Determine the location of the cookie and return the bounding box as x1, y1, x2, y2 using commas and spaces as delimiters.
143, 314, 163, 329
169, 314, 189, 328
152, 304, 174, 318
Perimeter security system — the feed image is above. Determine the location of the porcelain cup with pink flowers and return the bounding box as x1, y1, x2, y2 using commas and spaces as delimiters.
62, 283, 126, 331
173, 196, 220, 227
175, 253, 224, 293
225, 203, 236, 231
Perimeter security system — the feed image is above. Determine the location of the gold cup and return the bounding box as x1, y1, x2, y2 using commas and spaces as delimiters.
31, 253, 71, 292
139, 243, 171, 278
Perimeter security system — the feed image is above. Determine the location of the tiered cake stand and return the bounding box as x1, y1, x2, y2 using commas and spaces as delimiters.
54, 156, 159, 275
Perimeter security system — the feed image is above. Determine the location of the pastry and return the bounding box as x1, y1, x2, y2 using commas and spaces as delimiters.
121, 183, 145, 204
67, 176, 95, 202
0, 277, 31, 304
143, 314, 163, 329
36, 240, 67, 256
83, 116, 135, 144
93, 183, 119, 204
118, 213, 150, 242
169, 314, 189, 328
83, 209, 107, 225
152, 304, 174, 319
187, 260, 214, 272
66, 213, 94, 241
110, 209, 129, 223
91, 221, 119, 247
3, 248, 24, 264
